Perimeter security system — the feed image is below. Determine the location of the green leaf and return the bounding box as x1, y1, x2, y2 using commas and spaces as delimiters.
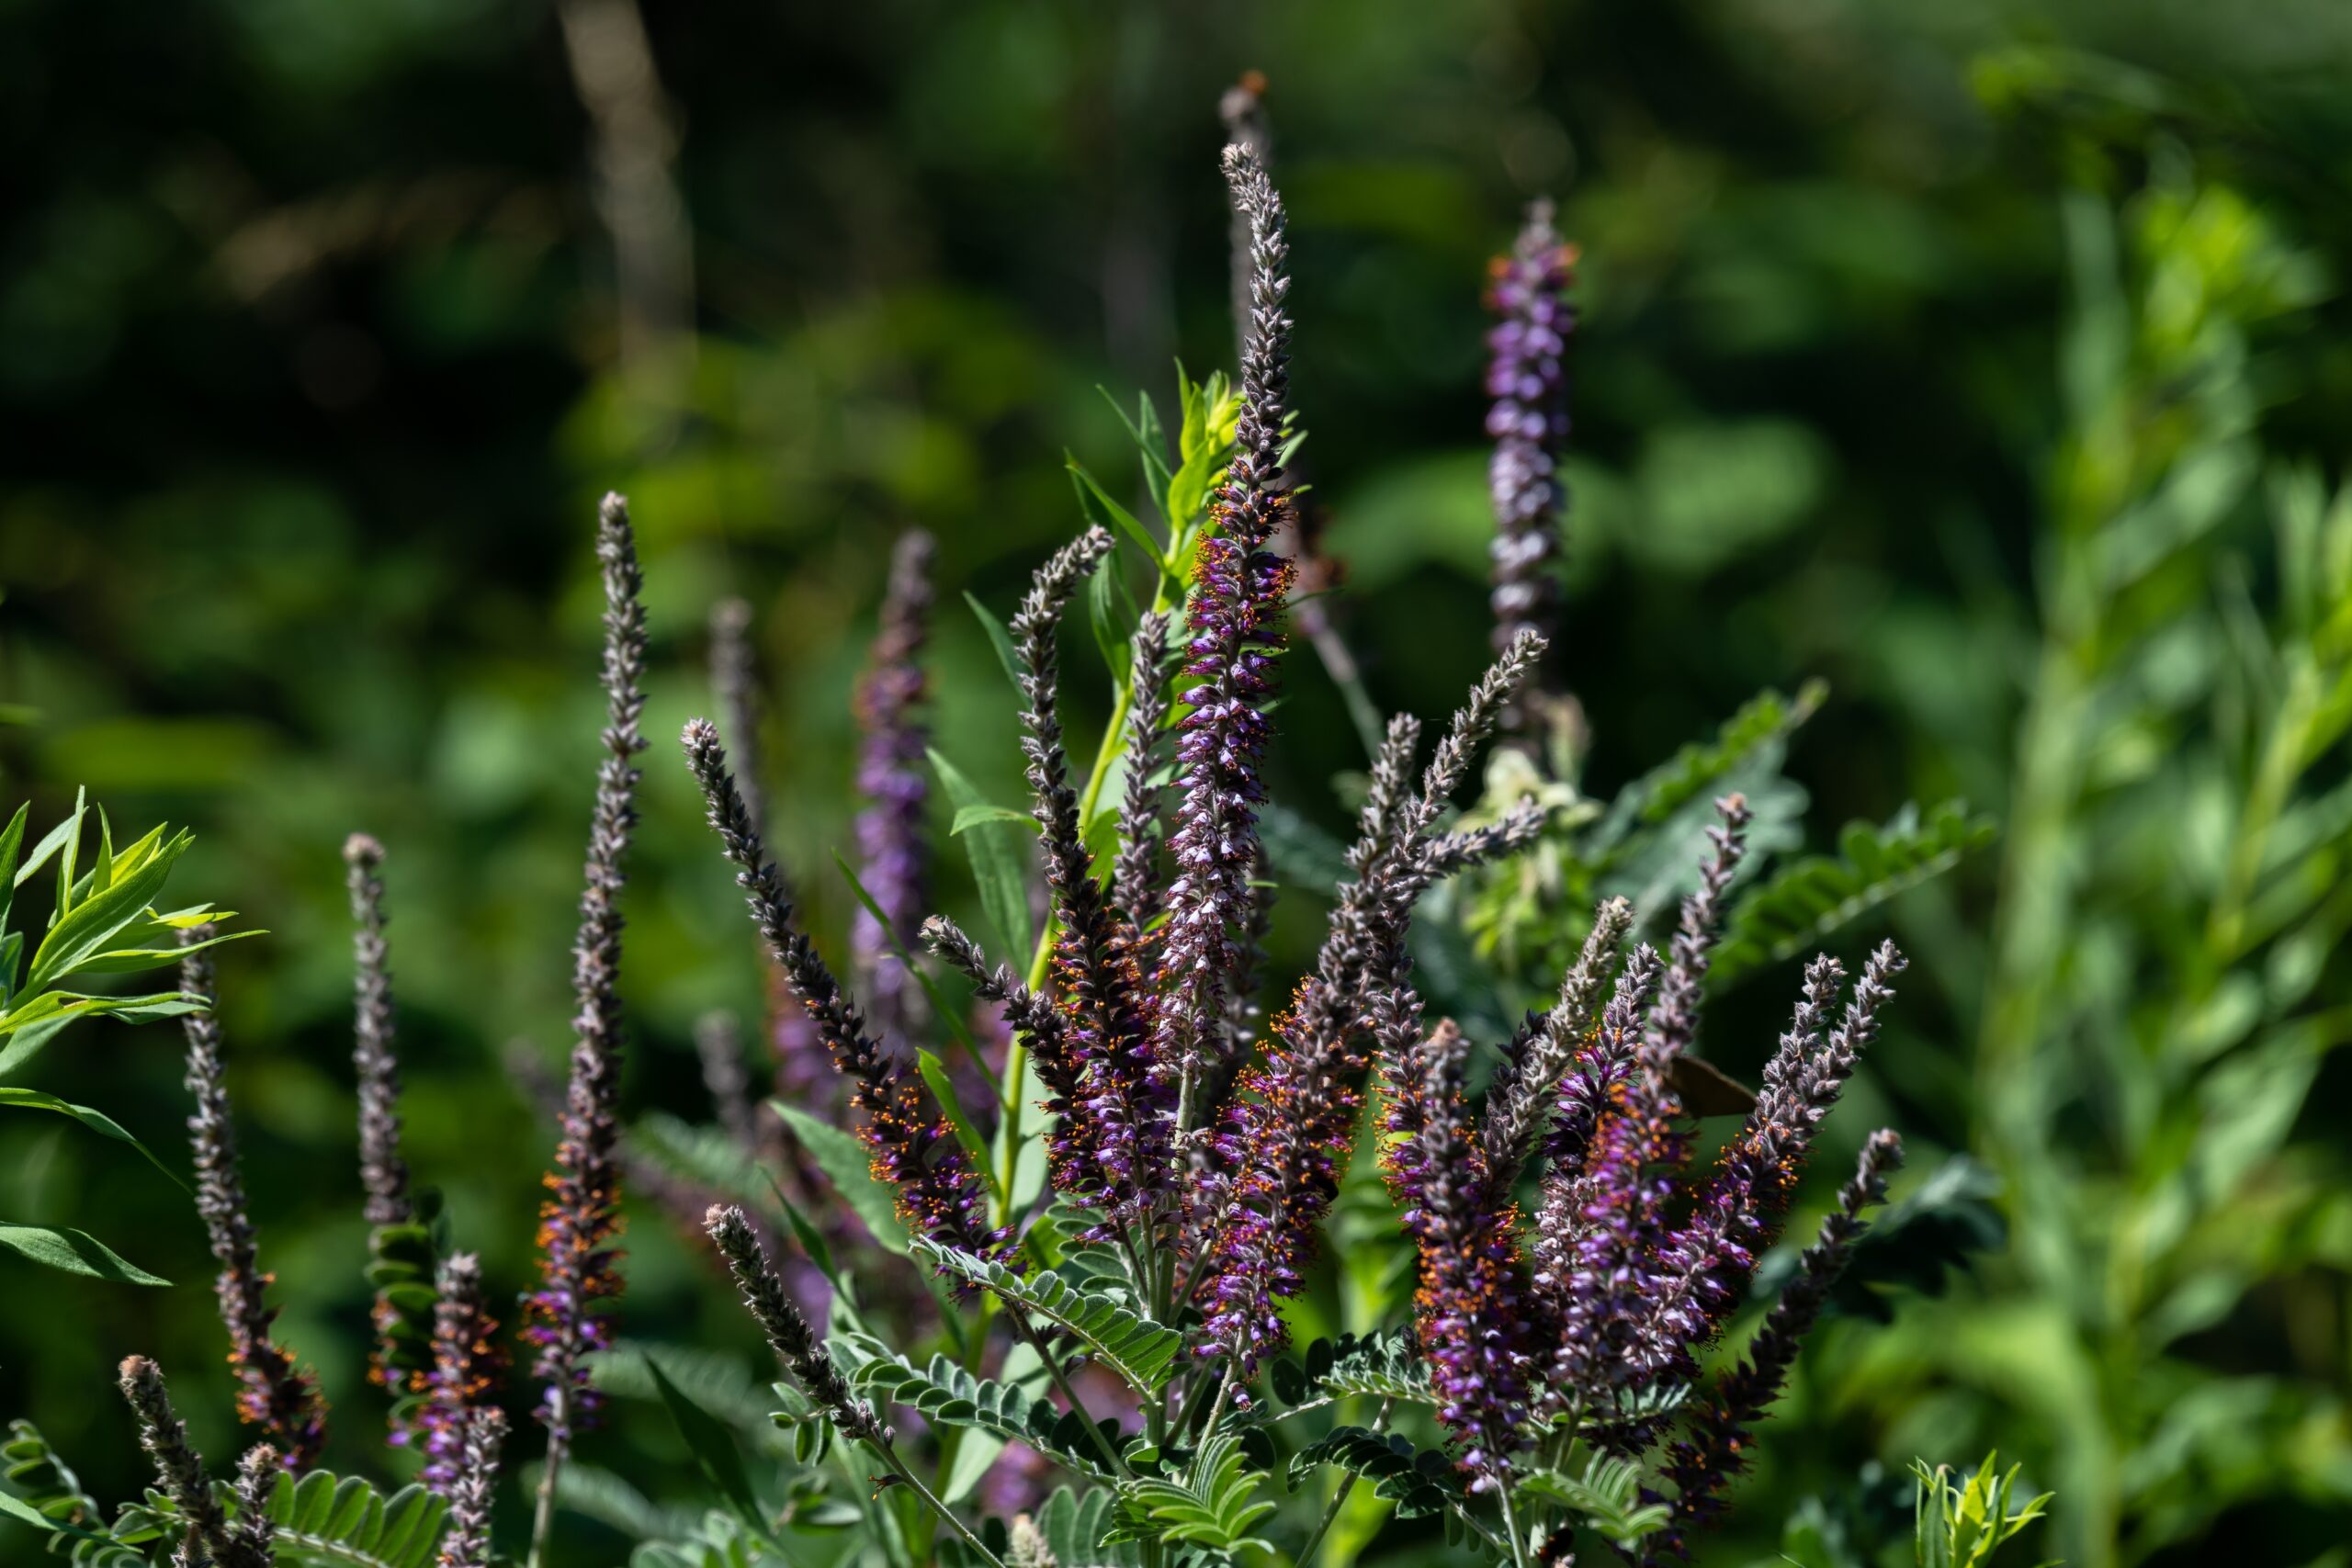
950, 805, 1038, 837
264, 1469, 449, 1568
928, 749, 1035, 963
1313, 1331, 1437, 1405
1096, 384, 1175, 508
645, 1355, 763, 1529
842, 1337, 1114, 1483
1592, 682, 1826, 849
0, 1222, 167, 1285
1109, 1432, 1275, 1554
1032, 1485, 1142, 1568
1520, 1453, 1674, 1551
963, 592, 1025, 694
771, 1100, 907, 1251
0, 992, 202, 1080
1068, 458, 1168, 570
0, 1088, 186, 1190
13, 792, 85, 894
26, 828, 193, 993
1288, 1426, 1461, 1521
909, 1236, 1182, 1394
916, 1050, 998, 1194
0, 1421, 123, 1553
1712, 800, 1997, 986
1088, 553, 1140, 688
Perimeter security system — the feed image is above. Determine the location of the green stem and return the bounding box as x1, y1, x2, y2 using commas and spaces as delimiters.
1295, 1396, 1394, 1566
862, 1435, 1007, 1568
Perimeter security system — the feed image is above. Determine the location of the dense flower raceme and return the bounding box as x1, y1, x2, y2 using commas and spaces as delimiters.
1485, 198, 1575, 665
851, 528, 938, 1049
1157, 141, 1298, 1089
524, 492, 648, 1450
178, 931, 330, 1472
684, 717, 1012, 1266
414, 1253, 507, 1496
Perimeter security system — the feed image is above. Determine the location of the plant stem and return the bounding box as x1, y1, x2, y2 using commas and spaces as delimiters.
862, 1435, 1008, 1568
1295, 1395, 1394, 1566
525, 1385, 568, 1568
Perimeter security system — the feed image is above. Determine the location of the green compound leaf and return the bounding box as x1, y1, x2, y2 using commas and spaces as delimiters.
1313, 1331, 1436, 1406
1712, 799, 1997, 986
1520, 1453, 1673, 1551
263, 1469, 448, 1568
1592, 681, 1826, 849
841, 1337, 1117, 1483
908, 1236, 1182, 1395
1287, 1426, 1462, 1521
1109, 1432, 1275, 1555
1031, 1484, 1143, 1568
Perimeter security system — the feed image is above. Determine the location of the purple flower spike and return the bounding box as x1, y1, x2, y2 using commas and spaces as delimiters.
1485, 201, 1575, 664
525, 493, 647, 1459
1159, 142, 1297, 1089
1384, 1013, 1541, 1487
852, 529, 936, 1048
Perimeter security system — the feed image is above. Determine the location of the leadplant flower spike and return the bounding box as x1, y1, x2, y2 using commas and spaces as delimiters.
1159, 141, 1297, 1090
418, 1252, 507, 1496
852, 528, 936, 1046
1652, 1129, 1905, 1556
705, 1204, 882, 1442
1486, 199, 1575, 676
1191, 632, 1546, 1375
1012, 526, 1172, 1232
230, 1446, 279, 1568
344, 833, 409, 1230
524, 491, 647, 1559
178, 930, 329, 1472
684, 718, 1010, 1262
118, 1357, 238, 1568
438, 1406, 506, 1568
1113, 609, 1174, 936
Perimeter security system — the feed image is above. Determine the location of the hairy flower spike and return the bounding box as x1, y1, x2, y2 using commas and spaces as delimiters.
1012, 527, 1173, 1228
344, 834, 409, 1229
1384, 1015, 1543, 1487
1654, 1131, 1905, 1555
437, 1406, 506, 1568
684, 719, 1011, 1263
1642, 943, 1909, 1373
178, 932, 329, 1472
852, 529, 936, 1046
525, 492, 646, 1453
1486, 200, 1575, 667
417, 1254, 507, 1496
1190, 640, 1546, 1371
1159, 144, 1297, 1087
1481, 897, 1634, 1193
231, 1445, 279, 1568
119, 1358, 240, 1568
706, 1205, 884, 1443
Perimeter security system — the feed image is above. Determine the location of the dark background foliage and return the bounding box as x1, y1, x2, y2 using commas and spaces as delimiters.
4, 2, 2349, 1564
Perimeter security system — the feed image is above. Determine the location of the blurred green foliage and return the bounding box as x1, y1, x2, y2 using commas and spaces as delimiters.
4, 1, 2351, 1565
